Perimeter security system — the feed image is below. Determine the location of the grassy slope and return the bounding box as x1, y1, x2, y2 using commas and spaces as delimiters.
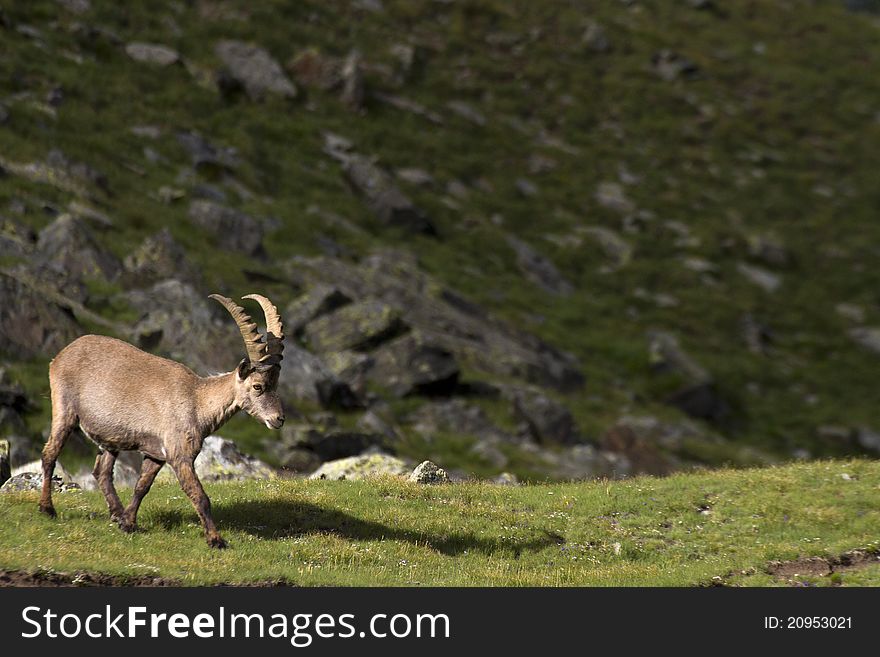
0, 459, 877, 586
1, 1, 879, 476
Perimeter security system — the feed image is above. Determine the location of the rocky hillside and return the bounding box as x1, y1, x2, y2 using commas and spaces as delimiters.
1, 0, 879, 481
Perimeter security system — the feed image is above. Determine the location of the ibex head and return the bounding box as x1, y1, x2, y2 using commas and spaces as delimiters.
210, 293, 286, 430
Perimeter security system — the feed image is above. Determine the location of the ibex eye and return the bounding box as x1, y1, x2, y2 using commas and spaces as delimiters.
253, 384, 263, 392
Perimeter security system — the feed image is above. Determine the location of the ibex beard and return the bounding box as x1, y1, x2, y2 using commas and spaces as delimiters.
39, 293, 285, 549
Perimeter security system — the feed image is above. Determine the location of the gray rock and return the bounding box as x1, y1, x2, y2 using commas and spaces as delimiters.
187, 200, 264, 256
73, 458, 140, 491
849, 327, 880, 355
446, 101, 487, 127
340, 50, 365, 110
123, 279, 241, 374
56, 0, 91, 13
308, 453, 411, 480
581, 226, 632, 268
303, 299, 407, 353
595, 181, 635, 214
0, 217, 36, 257
491, 472, 519, 485
508, 388, 582, 444
176, 131, 240, 173
648, 330, 712, 384
35, 214, 121, 286
582, 20, 611, 53
158, 436, 274, 483
737, 262, 781, 292
515, 178, 539, 197
408, 460, 449, 484
0, 270, 82, 358
287, 250, 584, 392
123, 228, 202, 289
0, 473, 80, 494
286, 285, 352, 335
367, 332, 459, 396
215, 40, 297, 101
279, 344, 361, 409
342, 154, 435, 235
652, 50, 699, 81
407, 399, 509, 441
507, 235, 573, 296
12, 459, 73, 482
857, 427, 880, 453
276, 424, 387, 462
125, 42, 180, 66
647, 330, 729, 421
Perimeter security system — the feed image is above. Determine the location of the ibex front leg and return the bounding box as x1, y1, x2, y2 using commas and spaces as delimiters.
169, 457, 227, 549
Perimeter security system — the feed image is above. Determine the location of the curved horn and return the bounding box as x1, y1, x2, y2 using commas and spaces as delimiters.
243, 293, 284, 366
209, 294, 265, 364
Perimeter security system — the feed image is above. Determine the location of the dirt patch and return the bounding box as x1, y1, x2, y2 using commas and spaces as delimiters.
0, 569, 180, 587
766, 548, 880, 583
0, 569, 297, 587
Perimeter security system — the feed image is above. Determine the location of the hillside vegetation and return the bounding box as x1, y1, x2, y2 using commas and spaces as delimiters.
1, 459, 878, 586
0, 0, 879, 483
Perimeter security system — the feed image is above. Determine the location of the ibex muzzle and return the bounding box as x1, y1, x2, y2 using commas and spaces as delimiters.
39, 293, 285, 549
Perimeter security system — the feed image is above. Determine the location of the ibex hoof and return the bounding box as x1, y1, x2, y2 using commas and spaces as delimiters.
117, 519, 138, 534
39, 504, 57, 518
207, 535, 228, 549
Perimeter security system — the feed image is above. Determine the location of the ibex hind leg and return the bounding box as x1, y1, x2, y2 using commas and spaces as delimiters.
93, 450, 125, 523
39, 407, 76, 518
118, 456, 164, 533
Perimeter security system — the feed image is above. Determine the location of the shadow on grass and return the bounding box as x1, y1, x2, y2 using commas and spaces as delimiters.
153, 499, 561, 557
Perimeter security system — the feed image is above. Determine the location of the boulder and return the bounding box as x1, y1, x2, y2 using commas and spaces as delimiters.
408, 460, 449, 484
73, 458, 140, 491
647, 331, 729, 422
286, 285, 352, 335
34, 214, 121, 288
407, 399, 508, 442
187, 200, 264, 256
123, 228, 202, 289
308, 453, 411, 480
125, 42, 180, 66
157, 436, 274, 483
215, 40, 297, 101
12, 459, 74, 482
508, 388, 582, 444
367, 332, 459, 396
341, 154, 435, 235
506, 236, 573, 296
278, 344, 361, 409
123, 279, 241, 374
0, 270, 82, 358
0, 473, 80, 494
276, 424, 387, 461
303, 299, 407, 353
286, 251, 584, 391
0, 216, 36, 256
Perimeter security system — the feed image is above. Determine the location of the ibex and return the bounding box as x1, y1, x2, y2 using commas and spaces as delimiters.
39, 294, 285, 548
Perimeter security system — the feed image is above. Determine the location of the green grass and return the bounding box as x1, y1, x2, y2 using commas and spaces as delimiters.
1, 459, 877, 586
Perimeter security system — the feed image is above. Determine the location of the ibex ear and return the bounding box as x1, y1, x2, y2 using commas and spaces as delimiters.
236, 358, 253, 381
